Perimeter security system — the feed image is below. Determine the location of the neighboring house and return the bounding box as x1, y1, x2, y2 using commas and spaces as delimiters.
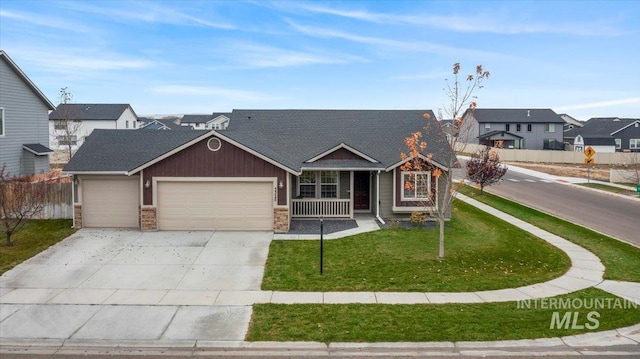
0, 50, 55, 175
180, 112, 231, 130
140, 118, 192, 131
460, 108, 566, 150
559, 113, 584, 132
565, 117, 640, 152
48, 103, 139, 151
63, 110, 455, 233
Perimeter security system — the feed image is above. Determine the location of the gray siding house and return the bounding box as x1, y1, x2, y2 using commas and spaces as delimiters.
460, 109, 566, 150
564, 117, 640, 152
0, 50, 55, 176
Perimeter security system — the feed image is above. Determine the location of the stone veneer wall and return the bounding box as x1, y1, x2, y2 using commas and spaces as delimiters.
141, 206, 157, 231
274, 207, 289, 233
73, 204, 82, 228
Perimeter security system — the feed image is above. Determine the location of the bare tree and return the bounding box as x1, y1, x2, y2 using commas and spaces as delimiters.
0, 166, 50, 246
619, 152, 640, 184
400, 63, 490, 258
51, 87, 84, 162
466, 144, 508, 194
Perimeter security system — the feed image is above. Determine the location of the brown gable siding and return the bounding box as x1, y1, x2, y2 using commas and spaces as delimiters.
143, 136, 287, 205
317, 147, 366, 161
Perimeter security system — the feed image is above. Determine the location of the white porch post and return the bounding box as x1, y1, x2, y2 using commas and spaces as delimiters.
349, 170, 354, 218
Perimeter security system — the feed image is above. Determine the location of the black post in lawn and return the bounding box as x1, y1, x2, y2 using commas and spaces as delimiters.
320, 216, 324, 274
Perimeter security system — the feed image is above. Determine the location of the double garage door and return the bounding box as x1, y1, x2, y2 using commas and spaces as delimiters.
157, 181, 274, 231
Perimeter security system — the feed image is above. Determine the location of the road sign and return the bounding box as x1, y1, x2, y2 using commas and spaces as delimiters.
584, 158, 595, 165
584, 146, 596, 158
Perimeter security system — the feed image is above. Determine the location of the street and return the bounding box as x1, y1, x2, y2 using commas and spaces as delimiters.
482, 168, 640, 247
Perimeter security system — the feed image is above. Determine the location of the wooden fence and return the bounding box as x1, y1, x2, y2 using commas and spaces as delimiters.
1, 182, 73, 220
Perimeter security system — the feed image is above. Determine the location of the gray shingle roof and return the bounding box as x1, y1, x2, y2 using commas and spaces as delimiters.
565, 117, 639, 138
223, 109, 455, 171
64, 110, 456, 174
22, 143, 53, 155
63, 129, 207, 173
49, 104, 135, 121
468, 109, 565, 124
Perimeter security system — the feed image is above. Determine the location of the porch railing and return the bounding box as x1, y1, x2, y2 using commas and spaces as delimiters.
291, 199, 351, 218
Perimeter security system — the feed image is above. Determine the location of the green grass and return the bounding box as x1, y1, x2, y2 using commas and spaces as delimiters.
0, 219, 76, 275
247, 288, 640, 343
576, 182, 637, 195
263, 200, 570, 292
458, 186, 640, 282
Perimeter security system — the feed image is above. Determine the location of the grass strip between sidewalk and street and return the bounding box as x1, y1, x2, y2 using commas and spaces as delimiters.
247, 288, 640, 343
458, 186, 640, 282
0, 219, 76, 275
263, 200, 570, 292
575, 182, 637, 196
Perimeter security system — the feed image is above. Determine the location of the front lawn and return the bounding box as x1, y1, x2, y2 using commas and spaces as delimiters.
458, 186, 640, 282
248, 288, 640, 342
0, 219, 76, 275
576, 182, 637, 195
262, 200, 570, 292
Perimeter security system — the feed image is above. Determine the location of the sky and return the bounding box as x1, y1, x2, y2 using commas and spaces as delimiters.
1, 0, 639, 120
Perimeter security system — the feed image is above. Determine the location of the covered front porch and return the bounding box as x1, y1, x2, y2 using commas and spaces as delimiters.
290, 170, 377, 218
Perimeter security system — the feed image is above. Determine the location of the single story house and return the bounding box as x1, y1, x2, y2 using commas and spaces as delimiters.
63, 110, 456, 232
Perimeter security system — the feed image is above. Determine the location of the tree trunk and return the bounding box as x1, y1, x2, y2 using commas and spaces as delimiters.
5, 232, 12, 246
438, 217, 445, 258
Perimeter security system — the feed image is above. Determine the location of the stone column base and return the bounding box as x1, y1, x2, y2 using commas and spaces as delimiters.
274, 207, 289, 233
141, 206, 157, 231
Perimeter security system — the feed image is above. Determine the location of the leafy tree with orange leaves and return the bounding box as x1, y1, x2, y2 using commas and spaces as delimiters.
400, 63, 489, 258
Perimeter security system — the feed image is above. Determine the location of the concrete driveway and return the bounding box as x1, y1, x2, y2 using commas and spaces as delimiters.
0, 229, 272, 342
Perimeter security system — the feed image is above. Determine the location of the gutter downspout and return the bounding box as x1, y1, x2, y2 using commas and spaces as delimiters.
376, 170, 385, 225
71, 175, 76, 228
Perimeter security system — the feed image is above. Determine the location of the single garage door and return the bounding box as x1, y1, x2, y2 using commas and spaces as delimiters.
157, 181, 274, 231
82, 177, 140, 228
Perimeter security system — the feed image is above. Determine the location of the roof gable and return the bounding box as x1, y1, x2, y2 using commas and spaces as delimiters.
610, 120, 640, 135
306, 143, 379, 163
0, 50, 55, 110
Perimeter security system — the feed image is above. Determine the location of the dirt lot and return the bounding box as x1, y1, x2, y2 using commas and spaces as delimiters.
506, 162, 613, 181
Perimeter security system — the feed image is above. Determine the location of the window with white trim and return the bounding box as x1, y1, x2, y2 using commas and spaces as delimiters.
630, 139, 640, 150
54, 120, 67, 130
0, 107, 5, 136
484, 123, 491, 132
57, 135, 77, 146
298, 171, 339, 198
401, 171, 431, 201
298, 171, 316, 198
544, 123, 556, 132
320, 171, 338, 198
615, 139, 621, 149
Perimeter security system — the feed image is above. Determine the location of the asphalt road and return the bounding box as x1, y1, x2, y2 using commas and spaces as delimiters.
484, 169, 640, 246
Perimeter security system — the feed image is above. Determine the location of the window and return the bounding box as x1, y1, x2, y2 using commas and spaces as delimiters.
484, 123, 491, 132
505, 124, 510, 132
516, 124, 521, 132
320, 171, 338, 198
298, 171, 339, 198
0, 107, 5, 136
298, 171, 316, 198
213, 123, 220, 130
615, 139, 621, 149
54, 120, 67, 130
125, 120, 129, 129
401, 172, 431, 200
133, 121, 137, 128
527, 124, 532, 132
544, 123, 556, 132
57, 135, 77, 146
543, 138, 556, 150
631, 139, 640, 150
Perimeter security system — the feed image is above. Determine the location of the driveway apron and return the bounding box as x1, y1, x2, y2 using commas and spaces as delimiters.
0, 229, 272, 342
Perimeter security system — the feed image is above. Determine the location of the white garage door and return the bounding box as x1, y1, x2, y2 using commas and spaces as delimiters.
82, 177, 140, 228
157, 181, 274, 231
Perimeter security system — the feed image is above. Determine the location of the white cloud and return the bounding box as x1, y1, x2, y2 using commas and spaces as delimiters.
0, 9, 92, 33
293, 4, 623, 36
556, 97, 640, 112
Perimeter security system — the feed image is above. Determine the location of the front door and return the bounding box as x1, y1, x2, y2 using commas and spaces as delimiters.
354, 171, 370, 211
